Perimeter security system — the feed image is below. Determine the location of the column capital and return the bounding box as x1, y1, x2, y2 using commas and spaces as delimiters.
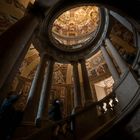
47, 56, 55, 64
70, 61, 78, 66
79, 59, 85, 64
39, 53, 55, 62
39, 53, 47, 58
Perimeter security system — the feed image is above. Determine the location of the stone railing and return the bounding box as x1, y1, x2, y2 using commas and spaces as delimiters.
49, 71, 140, 140
16, 67, 140, 140
97, 92, 118, 115
71, 70, 140, 140
18, 117, 74, 140
49, 92, 119, 139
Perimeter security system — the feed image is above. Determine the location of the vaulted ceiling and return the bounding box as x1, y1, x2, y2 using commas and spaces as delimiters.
0, 0, 135, 85
52, 6, 100, 45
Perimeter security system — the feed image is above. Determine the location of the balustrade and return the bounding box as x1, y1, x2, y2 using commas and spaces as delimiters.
50, 91, 119, 139
97, 93, 118, 115
53, 117, 73, 138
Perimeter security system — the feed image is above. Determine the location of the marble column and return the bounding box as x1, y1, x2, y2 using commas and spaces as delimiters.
0, 40, 31, 102
66, 85, 72, 115
72, 62, 82, 112
23, 54, 47, 123
105, 38, 128, 73
80, 59, 93, 105
0, 2, 46, 93
91, 84, 98, 102
36, 58, 55, 126
101, 46, 120, 82
109, 11, 133, 32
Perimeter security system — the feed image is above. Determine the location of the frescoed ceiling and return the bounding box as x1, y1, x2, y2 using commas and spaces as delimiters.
0, 0, 136, 86
52, 6, 100, 45
0, 0, 137, 109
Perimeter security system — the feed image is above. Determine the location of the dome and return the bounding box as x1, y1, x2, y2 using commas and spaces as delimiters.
52, 6, 100, 46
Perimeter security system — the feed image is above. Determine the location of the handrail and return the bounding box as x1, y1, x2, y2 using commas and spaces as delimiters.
18, 91, 117, 140
17, 63, 140, 140
56, 70, 140, 139
18, 68, 140, 140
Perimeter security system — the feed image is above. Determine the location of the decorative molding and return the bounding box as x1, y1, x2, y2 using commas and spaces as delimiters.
0, 12, 16, 34
5, 0, 25, 11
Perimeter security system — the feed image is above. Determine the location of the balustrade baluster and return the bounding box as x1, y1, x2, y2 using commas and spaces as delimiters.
106, 99, 112, 111
99, 102, 105, 114
112, 95, 118, 107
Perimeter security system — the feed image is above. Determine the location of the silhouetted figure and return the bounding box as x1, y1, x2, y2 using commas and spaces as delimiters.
0, 91, 22, 140
48, 99, 62, 121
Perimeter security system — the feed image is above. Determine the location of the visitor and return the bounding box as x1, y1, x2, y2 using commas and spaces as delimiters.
0, 90, 22, 140
48, 99, 62, 122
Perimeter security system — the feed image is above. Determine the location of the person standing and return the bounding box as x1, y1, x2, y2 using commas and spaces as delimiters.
0, 90, 22, 140
48, 99, 62, 122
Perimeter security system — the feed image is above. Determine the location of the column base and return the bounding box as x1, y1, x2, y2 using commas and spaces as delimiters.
35, 117, 55, 128
71, 106, 83, 114
84, 100, 93, 107
35, 117, 42, 127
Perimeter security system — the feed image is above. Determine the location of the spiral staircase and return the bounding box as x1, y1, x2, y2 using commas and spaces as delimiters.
0, 0, 140, 140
